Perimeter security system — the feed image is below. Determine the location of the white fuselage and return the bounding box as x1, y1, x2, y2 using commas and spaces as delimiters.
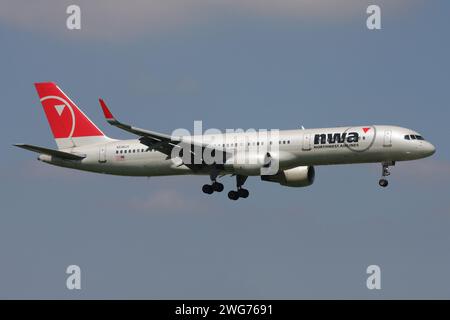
39, 125, 435, 177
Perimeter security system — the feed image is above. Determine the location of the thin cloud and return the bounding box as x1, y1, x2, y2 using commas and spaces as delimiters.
0, 0, 420, 41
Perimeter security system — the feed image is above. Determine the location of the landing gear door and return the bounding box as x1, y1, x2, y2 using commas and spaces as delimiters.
302, 133, 311, 151
98, 145, 107, 163
383, 130, 392, 147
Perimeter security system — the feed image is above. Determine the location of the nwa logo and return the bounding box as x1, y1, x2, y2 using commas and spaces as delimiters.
314, 132, 359, 145
313, 127, 375, 153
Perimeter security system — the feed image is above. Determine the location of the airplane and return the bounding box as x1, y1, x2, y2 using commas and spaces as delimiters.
15, 82, 436, 200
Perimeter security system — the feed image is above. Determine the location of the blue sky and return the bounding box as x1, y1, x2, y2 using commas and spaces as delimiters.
1, 0, 449, 298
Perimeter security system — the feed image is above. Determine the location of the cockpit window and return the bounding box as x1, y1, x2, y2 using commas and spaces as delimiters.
405, 134, 425, 141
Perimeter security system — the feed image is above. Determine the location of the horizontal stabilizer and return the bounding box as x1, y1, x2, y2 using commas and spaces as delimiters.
14, 144, 86, 160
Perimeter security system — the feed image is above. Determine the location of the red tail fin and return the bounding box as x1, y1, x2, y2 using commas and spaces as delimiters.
35, 82, 108, 149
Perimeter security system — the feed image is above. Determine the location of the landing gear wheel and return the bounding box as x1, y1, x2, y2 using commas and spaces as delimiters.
379, 179, 389, 188
228, 190, 239, 200
202, 184, 214, 194
212, 182, 224, 192
238, 188, 249, 198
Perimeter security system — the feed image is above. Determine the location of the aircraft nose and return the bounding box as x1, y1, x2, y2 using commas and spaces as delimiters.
423, 142, 436, 157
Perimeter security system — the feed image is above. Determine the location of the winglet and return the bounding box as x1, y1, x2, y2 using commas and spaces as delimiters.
99, 98, 116, 123
96, 99, 175, 142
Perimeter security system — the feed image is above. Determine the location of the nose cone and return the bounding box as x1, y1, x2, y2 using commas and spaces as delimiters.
423, 142, 436, 157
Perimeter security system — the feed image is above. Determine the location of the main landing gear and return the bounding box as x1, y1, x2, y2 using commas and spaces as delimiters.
202, 174, 249, 200
202, 169, 224, 194
202, 181, 224, 194
378, 161, 395, 188
228, 175, 249, 201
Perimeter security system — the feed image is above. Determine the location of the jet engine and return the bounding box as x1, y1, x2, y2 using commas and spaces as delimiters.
224, 152, 272, 176
261, 166, 315, 187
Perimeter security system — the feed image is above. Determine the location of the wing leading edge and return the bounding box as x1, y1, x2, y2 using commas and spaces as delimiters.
99, 99, 230, 168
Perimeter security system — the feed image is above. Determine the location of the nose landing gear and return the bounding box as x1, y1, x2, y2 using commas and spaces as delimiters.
379, 179, 389, 187
378, 161, 395, 188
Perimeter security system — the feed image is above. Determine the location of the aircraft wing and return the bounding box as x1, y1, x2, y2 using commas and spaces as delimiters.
14, 144, 86, 160
99, 99, 230, 167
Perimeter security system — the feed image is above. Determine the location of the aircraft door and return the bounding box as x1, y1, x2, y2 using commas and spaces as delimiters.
302, 133, 311, 151
98, 144, 107, 163
383, 130, 392, 147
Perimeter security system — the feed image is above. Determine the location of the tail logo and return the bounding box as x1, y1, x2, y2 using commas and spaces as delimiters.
41, 95, 76, 139
55, 104, 66, 116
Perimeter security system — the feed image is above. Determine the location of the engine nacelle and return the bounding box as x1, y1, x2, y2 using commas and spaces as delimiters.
261, 166, 315, 187
224, 152, 271, 176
